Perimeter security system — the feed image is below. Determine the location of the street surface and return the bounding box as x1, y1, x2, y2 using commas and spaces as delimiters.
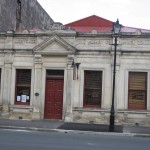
0, 128, 149, 150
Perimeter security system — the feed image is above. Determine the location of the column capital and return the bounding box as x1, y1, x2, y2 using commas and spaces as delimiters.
34, 54, 42, 63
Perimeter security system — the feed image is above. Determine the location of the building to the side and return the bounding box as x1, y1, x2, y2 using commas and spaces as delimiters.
0, 0, 54, 31
0, 15, 150, 126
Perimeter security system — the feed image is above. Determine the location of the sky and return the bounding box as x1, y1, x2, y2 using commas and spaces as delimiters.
37, 0, 150, 29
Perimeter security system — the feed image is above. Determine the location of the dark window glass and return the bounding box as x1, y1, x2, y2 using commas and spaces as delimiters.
15, 69, 31, 105
47, 70, 64, 76
128, 72, 147, 110
84, 71, 102, 107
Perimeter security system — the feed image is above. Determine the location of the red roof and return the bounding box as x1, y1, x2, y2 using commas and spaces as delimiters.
65, 15, 113, 32
15, 14, 150, 33
121, 26, 150, 33
65, 15, 150, 33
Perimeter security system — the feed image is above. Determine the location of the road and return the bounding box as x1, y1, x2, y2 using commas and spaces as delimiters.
0, 128, 149, 150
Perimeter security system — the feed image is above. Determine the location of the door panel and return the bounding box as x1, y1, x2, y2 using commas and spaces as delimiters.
44, 79, 64, 119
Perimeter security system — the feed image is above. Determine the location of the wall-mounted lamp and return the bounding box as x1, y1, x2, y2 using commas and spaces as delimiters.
71, 59, 81, 80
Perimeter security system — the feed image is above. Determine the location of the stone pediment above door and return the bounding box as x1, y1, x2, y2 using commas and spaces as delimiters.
33, 34, 76, 55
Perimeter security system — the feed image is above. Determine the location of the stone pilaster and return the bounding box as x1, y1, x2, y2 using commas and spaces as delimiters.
32, 54, 42, 119
65, 56, 74, 122
1, 62, 12, 116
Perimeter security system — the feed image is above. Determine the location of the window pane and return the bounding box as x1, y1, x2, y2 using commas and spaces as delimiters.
47, 70, 64, 76
128, 72, 147, 110
17, 69, 31, 85
15, 69, 31, 104
129, 90, 146, 101
84, 71, 102, 107
85, 89, 102, 105
16, 87, 30, 102
129, 72, 146, 90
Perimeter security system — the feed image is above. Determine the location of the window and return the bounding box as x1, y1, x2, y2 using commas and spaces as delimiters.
15, 69, 31, 105
84, 71, 102, 107
128, 72, 147, 110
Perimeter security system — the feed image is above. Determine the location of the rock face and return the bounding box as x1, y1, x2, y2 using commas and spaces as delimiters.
0, 0, 54, 31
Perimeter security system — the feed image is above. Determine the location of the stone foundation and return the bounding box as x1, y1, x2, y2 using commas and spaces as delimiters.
73, 108, 110, 124
116, 110, 150, 126
73, 108, 150, 126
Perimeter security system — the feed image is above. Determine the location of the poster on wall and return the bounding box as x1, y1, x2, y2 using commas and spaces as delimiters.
27, 96, 29, 100
21, 95, 27, 102
17, 96, 21, 102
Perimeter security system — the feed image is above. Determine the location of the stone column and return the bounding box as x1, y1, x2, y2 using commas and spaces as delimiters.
65, 56, 74, 122
32, 54, 42, 119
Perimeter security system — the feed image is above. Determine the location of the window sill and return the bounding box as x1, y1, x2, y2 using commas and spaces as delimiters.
118, 109, 150, 114
73, 107, 109, 112
9, 105, 33, 113
83, 105, 101, 108
15, 102, 30, 105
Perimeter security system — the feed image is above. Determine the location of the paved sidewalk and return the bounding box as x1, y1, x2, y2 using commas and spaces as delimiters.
0, 119, 64, 130
0, 119, 122, 132
0, 119, 150, 137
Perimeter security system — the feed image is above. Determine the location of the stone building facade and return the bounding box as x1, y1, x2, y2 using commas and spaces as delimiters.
0, 0, 54, 31
0, 15, 150, 126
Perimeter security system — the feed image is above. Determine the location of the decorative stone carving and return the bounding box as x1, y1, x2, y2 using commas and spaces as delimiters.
34, 54, 42, 62
14, 38, 36, 45
134, 29, 142, 35
33, 34, 76, 55
76, 39, 111, 46
90, 30, 98, 34
4, 53, 13, 63
22, 30, 29, 34
46, 22, 74, 31
67, 55, 74, 66
121, 39, 150, 45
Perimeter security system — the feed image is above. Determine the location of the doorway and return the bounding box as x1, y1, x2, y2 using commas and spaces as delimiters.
44, 70, 64, 119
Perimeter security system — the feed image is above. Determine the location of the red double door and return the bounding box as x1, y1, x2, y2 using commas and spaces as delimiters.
44, 79, 64, 119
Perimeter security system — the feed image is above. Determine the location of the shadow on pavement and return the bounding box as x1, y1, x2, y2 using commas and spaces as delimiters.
58, 123, 123, 133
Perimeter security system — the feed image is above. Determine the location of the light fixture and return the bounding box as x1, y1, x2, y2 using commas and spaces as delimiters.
71, 59, 81, 80
113, 19, 121, 34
